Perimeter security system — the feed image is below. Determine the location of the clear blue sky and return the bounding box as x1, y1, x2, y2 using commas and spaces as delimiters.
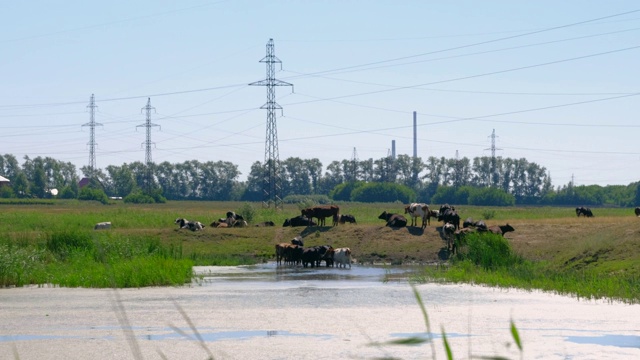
1, 1, 639, 187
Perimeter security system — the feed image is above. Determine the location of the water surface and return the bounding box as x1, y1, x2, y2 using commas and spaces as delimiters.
1, 263, 639, 359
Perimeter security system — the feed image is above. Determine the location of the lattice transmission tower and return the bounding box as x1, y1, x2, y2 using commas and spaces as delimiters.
350, 147, 359, 182
485, 129, 502, 186
81, 94, 102, 177
249, 38, 293, 209
137, 98, 160, 193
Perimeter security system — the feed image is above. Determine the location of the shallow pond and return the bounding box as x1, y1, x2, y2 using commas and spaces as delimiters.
1, 263, 639, 359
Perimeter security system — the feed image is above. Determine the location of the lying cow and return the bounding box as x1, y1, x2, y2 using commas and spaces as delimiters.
283, 215, 317, 227
378, 211, 407, 228
479, 223, 515, 236
333, 247, 352, 268
255, 221, 275, 227
338, 214, 357, 224
175, 218, 205, 231
94, 221, 111, 230
209, 221, 228, 228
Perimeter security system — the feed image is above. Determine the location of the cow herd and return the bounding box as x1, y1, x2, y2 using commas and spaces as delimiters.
276, 238, 352, 269
173, 202, 640, 267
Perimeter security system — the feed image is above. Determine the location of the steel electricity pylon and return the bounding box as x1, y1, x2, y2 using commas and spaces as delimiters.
81, 94, 102, 177
485, 129, 502, 186
249, 38, 293, 209
137, 98, 160, 193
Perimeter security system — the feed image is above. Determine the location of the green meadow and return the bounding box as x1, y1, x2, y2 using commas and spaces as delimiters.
1, 199, 639, 303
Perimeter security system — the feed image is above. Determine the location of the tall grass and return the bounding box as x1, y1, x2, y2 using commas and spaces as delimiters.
1, 229, 193, 288
416, 232, 640, 303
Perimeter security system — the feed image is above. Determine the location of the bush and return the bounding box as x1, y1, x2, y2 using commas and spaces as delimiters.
283, 194, 331, 205
123, 190, 155, 204
350, 182, 416, 203
78, 187, 109, 204
237, 202, 256, 223
59, 185, 77, 199
453, 232, 522, 270
0, 186, 14, 198
468, 187, 515, 206
330, 181, 365, 201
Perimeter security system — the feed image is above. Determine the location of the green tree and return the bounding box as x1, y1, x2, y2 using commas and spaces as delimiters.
32, 165, 47, 198
12, 172, 29, 197
351, 182, 416, 203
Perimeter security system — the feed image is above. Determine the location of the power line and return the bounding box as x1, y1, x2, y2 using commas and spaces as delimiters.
279, 9, 640, 79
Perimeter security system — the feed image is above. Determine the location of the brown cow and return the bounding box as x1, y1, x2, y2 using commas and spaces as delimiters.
301, 205, 340, 226
378, 211, 407, 228
483, 224, 515, 236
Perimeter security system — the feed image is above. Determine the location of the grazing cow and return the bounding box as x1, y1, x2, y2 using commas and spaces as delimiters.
482, 223, 515, 236
576, 206, 594, 217
254, 221, 275, 227
301, 205, 340, 226
635, 207, 640, 217
333, 247, 352, 268
378, 211, 407, 228
404, 203, 430, 229
283, 216, 317, 227
437, 204, 460, 229
429, 210, 439, 222
338, 214, 357, 224
94, 221, 111, 230
442, 222, 456, 252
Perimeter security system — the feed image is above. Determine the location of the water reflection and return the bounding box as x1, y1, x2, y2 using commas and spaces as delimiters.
566, 334, 640, 348
193, 262, 421, 284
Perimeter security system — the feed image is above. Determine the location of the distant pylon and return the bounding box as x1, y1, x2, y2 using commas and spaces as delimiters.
137, 98, 160, 193
82, 94, 102, 177
350, 147, 358, 182
249, 38, 293, 209
485, 129, 502, 186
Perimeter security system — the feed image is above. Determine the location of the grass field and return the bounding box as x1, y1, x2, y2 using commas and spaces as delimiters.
1, 200, 639, 301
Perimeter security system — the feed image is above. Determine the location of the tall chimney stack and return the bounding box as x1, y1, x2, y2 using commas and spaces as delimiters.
413, 111, 417, 158
391, 140, 396, 159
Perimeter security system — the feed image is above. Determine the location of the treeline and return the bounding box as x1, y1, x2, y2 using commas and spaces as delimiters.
1, 153, 638, 207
